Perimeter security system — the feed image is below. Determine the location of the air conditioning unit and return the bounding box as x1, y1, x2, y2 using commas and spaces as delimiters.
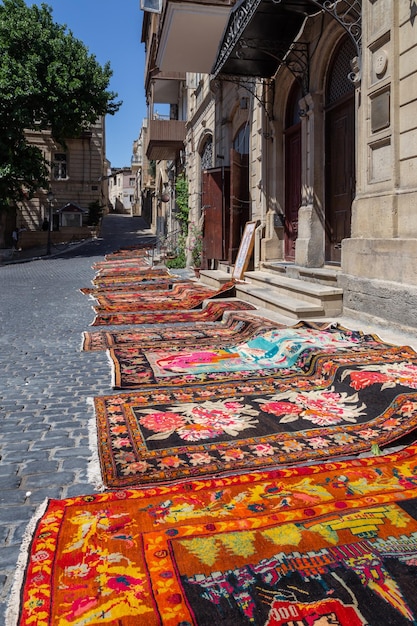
140, 0, 162, 13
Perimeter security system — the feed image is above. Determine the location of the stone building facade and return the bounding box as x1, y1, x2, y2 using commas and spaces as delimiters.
15, 117, 108, 233
141, 0, 417, 329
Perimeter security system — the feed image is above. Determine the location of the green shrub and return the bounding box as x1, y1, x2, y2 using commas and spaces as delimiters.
165, 251, 186, 268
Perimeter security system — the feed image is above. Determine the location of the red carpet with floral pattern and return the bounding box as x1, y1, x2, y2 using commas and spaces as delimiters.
94, 332, 417, 487
92, 281, 236, 314
80, 277, 192, 296
90, 299, 256, 326
92, 269, 173, 288
93, 282, 220, 309
10, 444, 417, 625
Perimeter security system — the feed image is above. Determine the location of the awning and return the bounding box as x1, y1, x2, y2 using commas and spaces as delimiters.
213, 0, 318, 77
213, 0, 362, 79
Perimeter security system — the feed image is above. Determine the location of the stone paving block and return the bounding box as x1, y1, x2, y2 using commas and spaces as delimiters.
0, 476, 21, 490
21, 471, 76, 489
0, 490, 28, 506
52, 446, 92, 458
23, 460, 59, 474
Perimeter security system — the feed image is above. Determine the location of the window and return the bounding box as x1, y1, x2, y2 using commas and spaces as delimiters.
129, 177, 135, 187
53, 153, 67, 179
233, 125, 250, 155
200, 137, 213, 171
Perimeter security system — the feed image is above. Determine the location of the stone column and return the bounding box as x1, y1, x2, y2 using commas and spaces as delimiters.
295, 92, 325, 267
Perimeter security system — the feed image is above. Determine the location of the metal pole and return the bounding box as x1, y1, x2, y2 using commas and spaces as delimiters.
46, 191, 54, 255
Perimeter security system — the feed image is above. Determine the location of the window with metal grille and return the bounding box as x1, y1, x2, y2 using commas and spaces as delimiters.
327, 37, 356, 106
200, 137, 213, 171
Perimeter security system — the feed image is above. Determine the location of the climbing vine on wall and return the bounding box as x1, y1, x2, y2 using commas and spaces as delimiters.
175, 173, 189, 232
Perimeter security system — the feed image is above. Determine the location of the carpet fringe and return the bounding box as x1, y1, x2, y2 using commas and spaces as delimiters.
79, 331, 86, 352
5, 498, 49, 626
86, 397, 105, 492
106, 350, 116, 388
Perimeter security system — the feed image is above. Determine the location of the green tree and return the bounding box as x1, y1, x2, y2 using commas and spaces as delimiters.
0, 0, 121, 209
87, 200, 104, 227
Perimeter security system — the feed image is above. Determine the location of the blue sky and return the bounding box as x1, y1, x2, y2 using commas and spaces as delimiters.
30, 1, 147, 168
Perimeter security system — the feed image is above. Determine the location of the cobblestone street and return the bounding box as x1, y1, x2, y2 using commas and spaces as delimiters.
0, 215, 158, 621
1, 214, 416, 623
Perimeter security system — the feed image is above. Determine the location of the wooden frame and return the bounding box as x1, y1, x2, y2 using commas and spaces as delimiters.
232, 220, 257, 281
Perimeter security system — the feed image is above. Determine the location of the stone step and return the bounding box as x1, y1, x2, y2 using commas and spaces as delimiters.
243, 270, 343, 316
198, 267, 343, 319
234, 283, 324, 319
262, 261, 340, 286
198, 269, 232, 288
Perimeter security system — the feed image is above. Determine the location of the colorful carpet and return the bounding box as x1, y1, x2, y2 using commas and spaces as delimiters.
96, 262, 152, 276
81, 278, 192, 296
93, 281, 236, 313
10, 444, 417, 625
94, 339, 417, 486
93, 281, 215, 308
93, 258, 152, 270
92, 268, 171, 288
107, 323, 388, 389
104, 245, 155, 260
91, 299, 256, 326
82, 312, 279, 351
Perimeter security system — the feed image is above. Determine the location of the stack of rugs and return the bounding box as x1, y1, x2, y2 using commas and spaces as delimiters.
8, 246, 417, 625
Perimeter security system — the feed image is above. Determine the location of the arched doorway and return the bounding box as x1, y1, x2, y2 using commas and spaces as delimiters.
199, 136, 222, 267
284, 83, 302, 261
325, 36, 356, 264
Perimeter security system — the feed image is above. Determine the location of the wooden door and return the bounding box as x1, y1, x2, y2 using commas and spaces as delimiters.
325, 96, 354, 264
284, 123, 301, 261
201, 167, 230, 263
229, 148, 249, 264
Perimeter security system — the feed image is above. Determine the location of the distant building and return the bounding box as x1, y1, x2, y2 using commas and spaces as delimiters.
108, 167, 135, 214
16, 117, 108, 232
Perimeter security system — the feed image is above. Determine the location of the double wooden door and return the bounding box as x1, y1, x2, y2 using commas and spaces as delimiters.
201, 148, 249, 265
325, 96, 355, 264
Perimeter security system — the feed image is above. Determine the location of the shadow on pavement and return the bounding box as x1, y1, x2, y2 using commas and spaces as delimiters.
0, 214, 158, 264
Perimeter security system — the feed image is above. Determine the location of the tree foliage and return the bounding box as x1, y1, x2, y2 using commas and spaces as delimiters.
87, 200, 104, 226
0, 0, 121, 205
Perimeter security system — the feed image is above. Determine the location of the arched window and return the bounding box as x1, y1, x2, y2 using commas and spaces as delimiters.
286, 83, 303, 129
200, 137, 213, 171
326, 37, 356, 107
233, 125, 249, 155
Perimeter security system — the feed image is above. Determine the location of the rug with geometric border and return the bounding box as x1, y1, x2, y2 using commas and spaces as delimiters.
82, 312, 280, 351
8, 444, 417, 625
94, 339, 417, 487
106, 323, 389, 389
92, 281, 236, 313
91, 298, 255, 326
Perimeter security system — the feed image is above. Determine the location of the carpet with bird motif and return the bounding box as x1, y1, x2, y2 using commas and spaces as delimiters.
9, 444, 417, 625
